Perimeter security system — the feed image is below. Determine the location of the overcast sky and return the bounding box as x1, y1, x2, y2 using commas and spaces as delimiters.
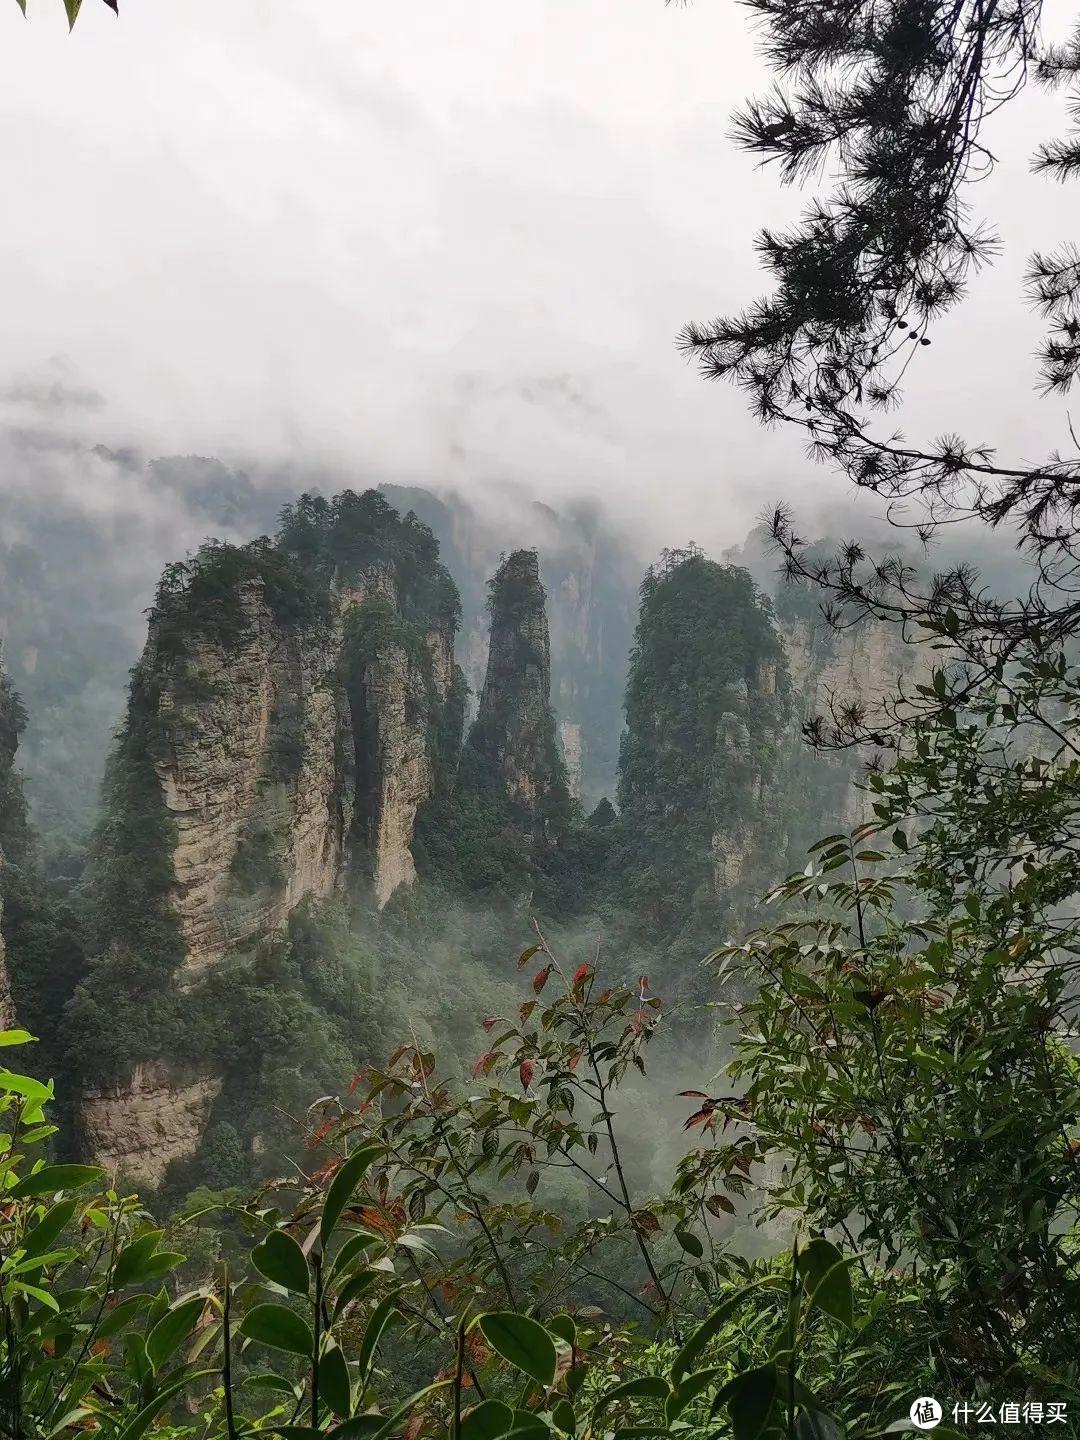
1, 0, 1078, 557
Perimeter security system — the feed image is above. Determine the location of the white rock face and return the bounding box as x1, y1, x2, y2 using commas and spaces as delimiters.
151, 578, 351, 972
559, 720, 583, 798
82, 1062, 223, 1189
355, 618, 456, 909
709, 614, 930, 899
783, 614, 926, 731
84, 563, 462, 1177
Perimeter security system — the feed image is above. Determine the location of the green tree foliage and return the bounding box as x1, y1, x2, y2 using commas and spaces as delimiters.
611, 549, 788, 966
66, 492, 464, 1093
416, 553, 574, 906
706, 654, 1080, 1380
672, 0, 1080, 1400
0, 661, 86, 1094
0, 1008, 912, 1440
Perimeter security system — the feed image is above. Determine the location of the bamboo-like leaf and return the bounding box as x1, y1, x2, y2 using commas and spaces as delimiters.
320, 1143, 382, 1249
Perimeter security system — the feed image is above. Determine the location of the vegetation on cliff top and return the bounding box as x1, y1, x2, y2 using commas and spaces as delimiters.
608, 548, 788, 965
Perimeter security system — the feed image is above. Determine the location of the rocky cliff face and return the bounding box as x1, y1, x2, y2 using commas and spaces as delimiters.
779, 612, 929, 831
342, 598, 459, 908
465, 550, 570, 818
0, 655, 24, 1029
146, 576, 351, 974
82, 1063, 222, 1189
380, 485, 638, 806
613, 549, 790, 959
76, 490, 465, 1181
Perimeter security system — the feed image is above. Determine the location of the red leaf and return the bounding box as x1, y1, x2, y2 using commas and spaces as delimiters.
683, 1105, 715, 1131
633, 1209, 660, 1232
532, 965, 553, 995
481, 1018, 498, 1032
639, 975, 649, 992
677, 1090, 711, 1099
307, 1117, 335, 1151
706, 1193, 736, 1217
519, 1001, 537, 1023
308, 1156, 342, 1187
519, 1059, 535, 1091
471, 1052, 494, 1079
573, 963, 591, 985
567, 1051, 583, 1072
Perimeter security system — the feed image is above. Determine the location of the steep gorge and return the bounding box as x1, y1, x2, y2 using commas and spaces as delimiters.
24, 496, 929, 1189
70, 493, 468, 1183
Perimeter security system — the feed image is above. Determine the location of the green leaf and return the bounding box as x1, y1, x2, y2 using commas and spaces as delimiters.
328, 1229, 381, 1279
21, 1199, 78, 1258
132, 1252, 185, 1284
715, 1364, 778, 1440
320, 1143, 382, 1249
111, 1231, 165, 1289
327, 1419, 391, 1440
239, 1302, 314, 1358
0, 1031, 34, 1047
547, 1313, 576, 1347
64, 0, 82, 28
672, 1280, 777, 1381
796, 1238, 854, 1328
9, 1165, 102, 1199
320, 1339, 352, 1418
593, 1375, 670, 1418
503, 1415, 549, 1440
252, 1229, 310, 1296
367, 1379, 452, 1440
332, 1268, 379, 1320
98, 1295, 153, 1338
797, 1410, 844, 1440
674, 1228, 704, 1258
356, 1290, 401, 1385
552, 1401, 577, 1436
9, 1281, 58, 1312
479, 1311, 558, 1387
244, 1373, 300, 1396
8, 1248, 73, 1275
113, 1370, 216, 1440
462, 1400, 515, 1440
13, 1, 28, 18
667, 1367, 724, 1422
146, 1294, 206, 1371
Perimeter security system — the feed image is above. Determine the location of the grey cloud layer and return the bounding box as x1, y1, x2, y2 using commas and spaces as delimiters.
0, 0, 1075, 557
